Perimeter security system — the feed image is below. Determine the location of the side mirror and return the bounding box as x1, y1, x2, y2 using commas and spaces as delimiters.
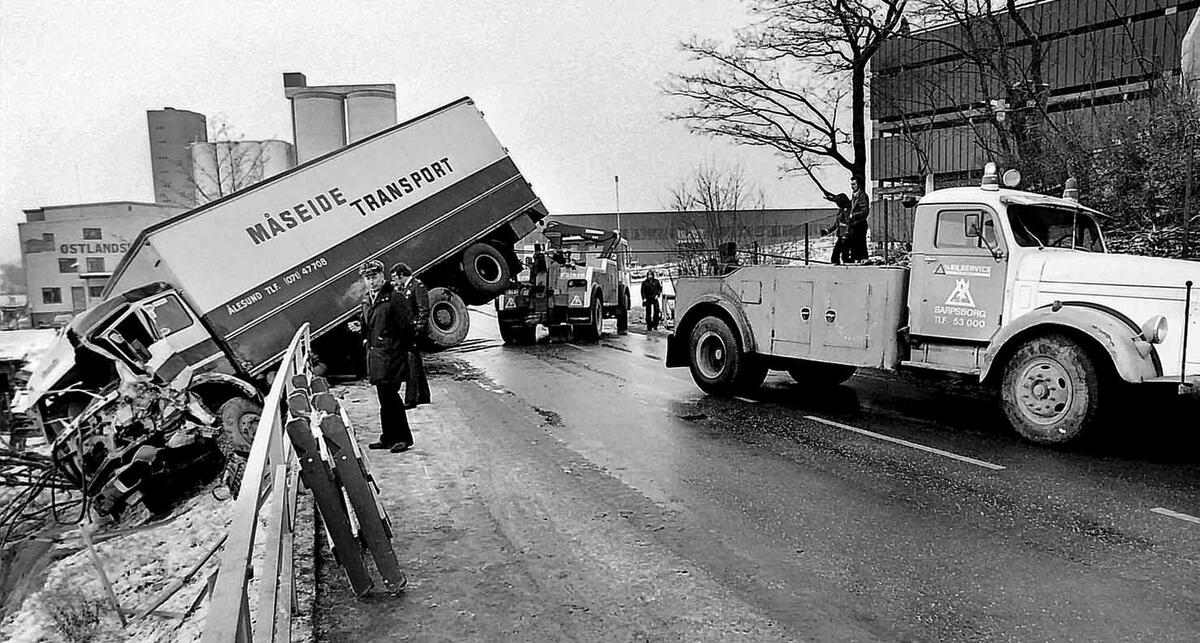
964, 213, 981, 238
901, 194, 919, 209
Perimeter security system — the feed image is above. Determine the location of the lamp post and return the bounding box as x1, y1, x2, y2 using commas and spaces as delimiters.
614, 175, 621, 238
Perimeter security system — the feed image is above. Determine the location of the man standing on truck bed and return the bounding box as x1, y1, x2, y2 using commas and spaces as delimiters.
848, 175, 870, 262
391, 262, 431, 409
349, 260, 415, 453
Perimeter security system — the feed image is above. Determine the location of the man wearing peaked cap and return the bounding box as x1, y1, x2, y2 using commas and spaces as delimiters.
348, 258, 415, 452
358, 259, 385, 276
390, 262, 431, 409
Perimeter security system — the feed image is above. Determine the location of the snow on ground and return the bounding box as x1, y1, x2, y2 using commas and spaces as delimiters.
0, 491, 241, 643
0, 329, 60, 371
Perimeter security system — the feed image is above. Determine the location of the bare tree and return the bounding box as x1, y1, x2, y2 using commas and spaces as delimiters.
666, 0, 908, 196
667, 159, 768, 273
173, 119, 277, 206
0, 263, 25, 294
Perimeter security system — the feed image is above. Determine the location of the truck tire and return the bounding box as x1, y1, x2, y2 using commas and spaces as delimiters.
577, 293, 603, 342
787, 361, 857, 386
688, 315, 766, 395
1000, 333, 1105, 445
499, 323, 536, 345
616, 287, 629, 334
427, 287, 471, 349
220, 397, 262, 454
460, 242, 511, 298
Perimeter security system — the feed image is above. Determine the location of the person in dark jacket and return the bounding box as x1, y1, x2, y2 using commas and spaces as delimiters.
391, 262, 431, 409
348, 260, 415, 452
847, 175, 870, 262
641, 271, 663, 331
828, 193, 853, 265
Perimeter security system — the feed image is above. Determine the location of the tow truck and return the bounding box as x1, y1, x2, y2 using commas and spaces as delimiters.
495, 221, 632, 343
666, 164, 1196, 445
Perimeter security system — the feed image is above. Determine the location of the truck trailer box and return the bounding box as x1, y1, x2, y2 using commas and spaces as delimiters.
106, 97, 544, 374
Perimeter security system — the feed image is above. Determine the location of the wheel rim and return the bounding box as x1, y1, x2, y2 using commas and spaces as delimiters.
1015, 357, 1074, 425
433, 302, 457, 331
237, 412, 260, 442
695, 330, 727, 379
474, 254, 503, 284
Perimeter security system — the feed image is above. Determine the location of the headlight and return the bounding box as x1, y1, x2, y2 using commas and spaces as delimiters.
1141, 315, 1168, 344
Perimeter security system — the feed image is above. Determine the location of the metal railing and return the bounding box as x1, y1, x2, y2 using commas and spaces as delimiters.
201, 324, 309, 643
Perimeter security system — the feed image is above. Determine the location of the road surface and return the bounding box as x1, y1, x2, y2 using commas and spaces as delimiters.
316, 308, 1200, 642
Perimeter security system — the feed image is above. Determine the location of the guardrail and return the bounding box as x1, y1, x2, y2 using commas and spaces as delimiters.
201, 324, 309, 643
201, 322, 405, 642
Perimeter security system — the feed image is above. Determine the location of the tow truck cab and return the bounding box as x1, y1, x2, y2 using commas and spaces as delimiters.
496, 222, 633, 343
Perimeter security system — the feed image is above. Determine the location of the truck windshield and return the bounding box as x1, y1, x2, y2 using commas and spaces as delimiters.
1007, 204, 1105, 252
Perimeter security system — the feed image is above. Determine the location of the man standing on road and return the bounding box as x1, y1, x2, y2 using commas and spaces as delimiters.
847, 175, 871, 262
348, 260, 415, 453
641, 270, 663, 331
391, 262, 431, 409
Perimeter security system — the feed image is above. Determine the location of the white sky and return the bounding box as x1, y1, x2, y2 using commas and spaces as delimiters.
0, 0, 845, 265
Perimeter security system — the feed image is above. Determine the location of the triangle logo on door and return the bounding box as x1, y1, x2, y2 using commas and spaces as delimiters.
945, 279, 975, 307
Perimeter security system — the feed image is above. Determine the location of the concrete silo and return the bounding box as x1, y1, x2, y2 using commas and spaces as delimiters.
147, 107, 207, 207
260, 140, 296, 178
189, 141, 220, 204
290, 90, 347, 164
345, 89, 397, 143
283, 72, 397, 163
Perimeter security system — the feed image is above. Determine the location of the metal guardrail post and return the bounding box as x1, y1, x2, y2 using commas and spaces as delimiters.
202, 324, 308, 643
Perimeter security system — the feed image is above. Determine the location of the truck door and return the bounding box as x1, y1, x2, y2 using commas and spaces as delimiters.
137, 293, 215, 378
909, 208, 1007, 342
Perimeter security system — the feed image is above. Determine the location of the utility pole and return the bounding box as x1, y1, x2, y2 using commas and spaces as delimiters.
614, 175, 621, 238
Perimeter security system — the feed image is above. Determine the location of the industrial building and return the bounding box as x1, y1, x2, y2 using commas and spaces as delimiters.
19, 202, 184, 326
189, 139, 296, 205
548, 208, 838, 264
147, 107, 208, 207
283, 72, 398, 163
871, 0, 1200, 190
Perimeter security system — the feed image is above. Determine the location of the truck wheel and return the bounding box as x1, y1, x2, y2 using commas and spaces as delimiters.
616, 287, 629, 334
577, 294, 603, 341
460, 242, 511, 298
499, 323, 536, 345
1000, 333, 1104, 445
220, 397, 262, 454
427, 287, 471, 349
688, 316, 765, 395
787, 361, 857, 386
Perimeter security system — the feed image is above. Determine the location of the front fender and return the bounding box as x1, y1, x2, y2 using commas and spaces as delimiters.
981, 304, 1159, 383
666, 293, 760, 368
186, 371, 262, 410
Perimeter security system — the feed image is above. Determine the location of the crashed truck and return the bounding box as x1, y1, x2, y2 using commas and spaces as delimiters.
19, 97, 547, 517
495, 221, 633, 343
668, 164, 1200, 446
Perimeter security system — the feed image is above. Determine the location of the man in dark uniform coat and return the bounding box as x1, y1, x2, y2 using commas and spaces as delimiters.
847, 175, 871, 262
641, 271, 663, 331
349, 260, 415, 452
391, 262, 431, 408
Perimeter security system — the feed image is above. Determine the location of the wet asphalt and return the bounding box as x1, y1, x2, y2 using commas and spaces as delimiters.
444, 307, 1200, 642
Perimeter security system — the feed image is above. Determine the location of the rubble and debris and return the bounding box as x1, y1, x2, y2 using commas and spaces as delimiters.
46, 373, 226, 522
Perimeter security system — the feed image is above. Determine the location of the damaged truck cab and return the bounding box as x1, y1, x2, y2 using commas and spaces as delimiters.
667, 165, 1198, 445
